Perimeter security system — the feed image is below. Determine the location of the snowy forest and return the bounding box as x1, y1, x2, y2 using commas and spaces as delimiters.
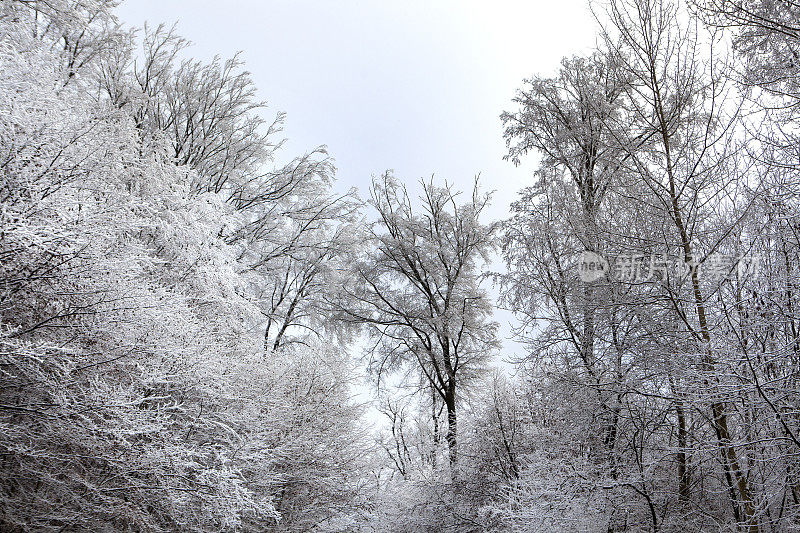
3, 0, 800, 531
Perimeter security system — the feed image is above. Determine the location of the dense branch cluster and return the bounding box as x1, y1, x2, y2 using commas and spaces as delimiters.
0, 2, 368, 531
493, 0, 800, 530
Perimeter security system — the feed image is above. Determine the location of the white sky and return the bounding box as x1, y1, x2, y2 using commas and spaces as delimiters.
116, 0, 598, 223
115, 0, 599, 383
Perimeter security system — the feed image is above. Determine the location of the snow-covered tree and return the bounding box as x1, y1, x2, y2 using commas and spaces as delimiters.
339, 174, 499, 472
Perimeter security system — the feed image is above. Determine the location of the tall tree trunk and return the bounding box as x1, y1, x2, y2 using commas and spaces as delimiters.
431, 381, 439, 468
672, 380, 690, 502
445, 383, 457, 470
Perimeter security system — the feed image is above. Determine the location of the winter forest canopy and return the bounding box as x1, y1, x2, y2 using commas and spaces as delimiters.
4, 0, 800, 531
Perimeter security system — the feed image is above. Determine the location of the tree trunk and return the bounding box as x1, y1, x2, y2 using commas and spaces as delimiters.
676, 395, 690, 501
431, 382, 439, 468
445, 384, 457, 470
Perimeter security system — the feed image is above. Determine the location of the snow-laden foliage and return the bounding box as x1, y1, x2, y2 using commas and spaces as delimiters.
0, 6, 367, 531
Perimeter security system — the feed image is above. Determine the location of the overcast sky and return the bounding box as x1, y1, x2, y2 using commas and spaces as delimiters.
115, 0, 599, 369
116, 0, 598, 221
